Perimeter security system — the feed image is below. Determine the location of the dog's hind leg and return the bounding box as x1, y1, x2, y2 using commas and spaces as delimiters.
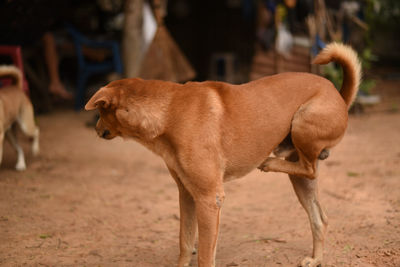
259, 100, 346, 179
17, 100, 39, 156
5, 129, 26, 171
259, 150, 319, 179
169, 168, 198, 267
288, 153, 328, 267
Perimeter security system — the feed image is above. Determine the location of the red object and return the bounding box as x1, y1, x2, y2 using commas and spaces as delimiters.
0, 45, 29, 93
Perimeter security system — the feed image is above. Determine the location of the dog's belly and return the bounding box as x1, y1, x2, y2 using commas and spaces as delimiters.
222, 140, 279, 182
223, 163, 262, 182
220, 112, 293, 182
223, 154, 272, 182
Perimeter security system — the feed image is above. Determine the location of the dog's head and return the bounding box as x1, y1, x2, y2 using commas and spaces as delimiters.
85, 79, 166, 141
85, 85, 121, 140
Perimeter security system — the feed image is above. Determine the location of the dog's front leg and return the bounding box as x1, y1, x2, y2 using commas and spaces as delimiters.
177, 183, 197, 266
168, 168, 197, 267
194, 189, 225, 267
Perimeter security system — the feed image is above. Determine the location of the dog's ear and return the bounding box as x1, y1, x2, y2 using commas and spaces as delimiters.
85, 87, 115, 110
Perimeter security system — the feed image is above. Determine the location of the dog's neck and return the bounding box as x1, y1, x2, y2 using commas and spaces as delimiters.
120, 83, 176, 152
128, 133, 172, 160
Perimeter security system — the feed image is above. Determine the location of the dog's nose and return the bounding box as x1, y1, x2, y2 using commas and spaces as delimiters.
101, 129, 110, 138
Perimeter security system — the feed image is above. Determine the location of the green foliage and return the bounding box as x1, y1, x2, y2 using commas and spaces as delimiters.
359, 79, 376, 95
347, 171, 360, 177
39, 234, 52, 239
360, 48, 378, 70
321, 63, 343, 91
320, 1, 393, 96
365, 0, 400, 29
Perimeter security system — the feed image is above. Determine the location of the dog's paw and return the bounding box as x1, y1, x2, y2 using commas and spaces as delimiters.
178, 258, 192, 267
258, 158, 273, 172
178, 251, 195, 267
15, 162, 26, 171
298, 256, 322, 267
257, 163, 268, 172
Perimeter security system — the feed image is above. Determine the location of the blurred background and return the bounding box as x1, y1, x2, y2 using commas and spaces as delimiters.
0, 0, 398, 112
0, 0, 399, 266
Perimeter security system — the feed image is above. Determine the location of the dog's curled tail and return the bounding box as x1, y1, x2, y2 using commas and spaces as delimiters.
0, 65, 22, 89
312, 43, 362, 108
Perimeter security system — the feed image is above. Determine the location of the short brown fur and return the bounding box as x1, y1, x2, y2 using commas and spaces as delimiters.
86, 43, 361, 267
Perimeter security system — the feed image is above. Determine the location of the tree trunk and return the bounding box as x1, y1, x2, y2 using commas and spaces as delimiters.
122, 0, 144, 78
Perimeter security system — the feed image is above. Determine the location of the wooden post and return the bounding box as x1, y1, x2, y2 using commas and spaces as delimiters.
122, 0, 144, 78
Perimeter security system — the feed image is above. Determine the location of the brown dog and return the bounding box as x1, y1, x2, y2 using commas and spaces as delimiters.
0, 66, 39, 171
85, 43, 361, 267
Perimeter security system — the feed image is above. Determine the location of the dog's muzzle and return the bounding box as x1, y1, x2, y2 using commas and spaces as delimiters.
100, 129, 110, 139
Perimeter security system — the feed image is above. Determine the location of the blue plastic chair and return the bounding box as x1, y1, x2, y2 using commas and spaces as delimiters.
66, 25, 123, 109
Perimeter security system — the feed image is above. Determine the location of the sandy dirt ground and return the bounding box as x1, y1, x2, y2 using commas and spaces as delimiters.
0, 79, 399, 267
